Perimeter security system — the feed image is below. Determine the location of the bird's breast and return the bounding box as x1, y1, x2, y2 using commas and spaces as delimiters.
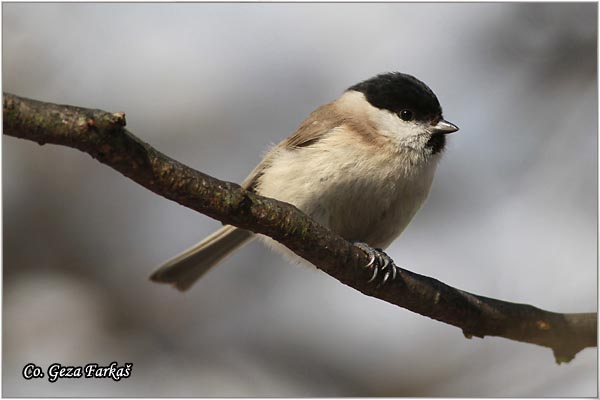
256, 130, 440, 249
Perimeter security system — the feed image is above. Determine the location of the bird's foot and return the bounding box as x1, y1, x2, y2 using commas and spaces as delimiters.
353, 242, 400, 286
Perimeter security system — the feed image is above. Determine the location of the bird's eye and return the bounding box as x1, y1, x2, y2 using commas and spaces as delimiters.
399, 110, 413, 121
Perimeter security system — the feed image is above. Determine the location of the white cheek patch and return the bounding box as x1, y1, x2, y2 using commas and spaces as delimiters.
369, 108, 430, 150
371, 109, 417, 138
338, 91, 432, 153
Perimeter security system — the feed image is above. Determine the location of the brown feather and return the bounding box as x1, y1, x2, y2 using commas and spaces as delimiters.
242, 93, 381, 190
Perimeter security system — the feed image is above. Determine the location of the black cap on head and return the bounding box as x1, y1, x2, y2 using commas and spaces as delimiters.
348, 72, 443, 123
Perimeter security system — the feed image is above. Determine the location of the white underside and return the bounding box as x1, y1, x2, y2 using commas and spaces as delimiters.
255, 126, 441, 250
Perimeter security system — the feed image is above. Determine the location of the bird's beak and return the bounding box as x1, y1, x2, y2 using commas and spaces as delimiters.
430, 119, 459, 134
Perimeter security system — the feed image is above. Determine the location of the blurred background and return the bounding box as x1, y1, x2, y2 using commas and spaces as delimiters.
2, 3, 597, 396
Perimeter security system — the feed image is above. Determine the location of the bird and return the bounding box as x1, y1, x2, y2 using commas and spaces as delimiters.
150, 72, 458, 291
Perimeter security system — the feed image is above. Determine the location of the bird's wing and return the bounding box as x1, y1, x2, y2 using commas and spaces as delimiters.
241, 102, 345, 190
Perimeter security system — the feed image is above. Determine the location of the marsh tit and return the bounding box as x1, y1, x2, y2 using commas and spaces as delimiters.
150, 72, 458, 291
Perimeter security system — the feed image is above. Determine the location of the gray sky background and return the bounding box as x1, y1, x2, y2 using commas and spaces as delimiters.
3, 3, 597, 396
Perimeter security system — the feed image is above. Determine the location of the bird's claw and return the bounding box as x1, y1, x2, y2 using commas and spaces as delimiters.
367, 266, 378, 283
354, 242, 400, 286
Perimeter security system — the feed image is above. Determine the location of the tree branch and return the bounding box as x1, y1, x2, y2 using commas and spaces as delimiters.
3, 93, 596, 364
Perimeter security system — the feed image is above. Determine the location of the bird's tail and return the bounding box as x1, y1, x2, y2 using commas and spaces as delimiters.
150, 225, 254, 291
